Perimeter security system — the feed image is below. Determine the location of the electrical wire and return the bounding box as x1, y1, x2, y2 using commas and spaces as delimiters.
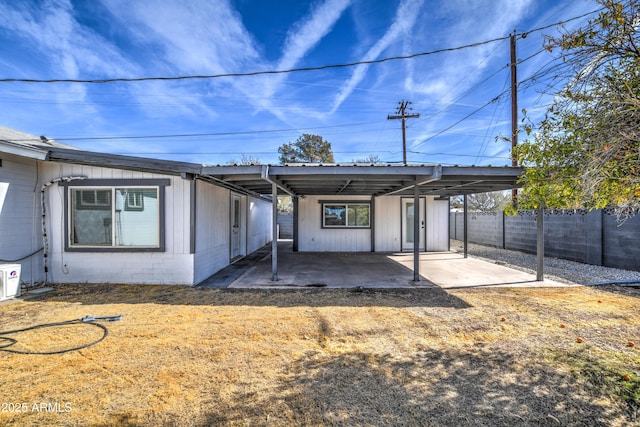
0, 37, 511, 84
0, 8, 603, 85
8, 121, 383, 142
413, 92, 507, 150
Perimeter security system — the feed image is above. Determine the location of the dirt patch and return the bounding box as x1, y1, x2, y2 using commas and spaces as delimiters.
0, 284, 638, 426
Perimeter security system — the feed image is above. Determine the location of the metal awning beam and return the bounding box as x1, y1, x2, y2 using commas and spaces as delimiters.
260, 165, 297, 197
376, 165, 443, 196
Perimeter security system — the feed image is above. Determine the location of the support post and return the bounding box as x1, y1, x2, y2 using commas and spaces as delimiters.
463, 194, 468, 259
371, 196, 376, 252
413, 183, 420, 281
536, 206, 544, 281
271, 182, 278, 281
292, 196, 298, 252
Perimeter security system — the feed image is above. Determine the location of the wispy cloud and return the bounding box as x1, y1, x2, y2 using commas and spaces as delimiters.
101, 0, 261, 74
410, 0, 534, 103
0, 0, 140, 136
278, 0, 351, 71
251, 0, 352, 120
329, 0, 425, 114
0, 0, 137, 78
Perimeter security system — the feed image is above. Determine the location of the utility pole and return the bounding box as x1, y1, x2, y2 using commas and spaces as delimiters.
510, 31, 518, 206
388, 100, 419, 165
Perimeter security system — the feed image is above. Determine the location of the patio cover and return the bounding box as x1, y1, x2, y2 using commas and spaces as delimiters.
199, 164, 524, 282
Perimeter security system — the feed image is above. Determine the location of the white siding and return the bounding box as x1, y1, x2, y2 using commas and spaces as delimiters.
373, 196, 402, 252
193, 180, 230, 285
426, 198, 450, 251
298, 196, 372, 252
40, 162, 194, 285
246, 196, 272, 253
0, 154, 43, 284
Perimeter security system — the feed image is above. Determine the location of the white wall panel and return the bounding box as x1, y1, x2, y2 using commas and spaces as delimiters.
298, 196, 372, 252
193, 180, 230, 284
0, 154, 43, 284
246, 196, 272, 253
39, 162, 195, 285
374, 196, 402, 252
426, 197, 450, 251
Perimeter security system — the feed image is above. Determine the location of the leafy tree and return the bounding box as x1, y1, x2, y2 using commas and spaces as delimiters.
452, 191, 512, 212
278, 134, 335, 164
277, 195, 293, 214
517, 0, 640, 218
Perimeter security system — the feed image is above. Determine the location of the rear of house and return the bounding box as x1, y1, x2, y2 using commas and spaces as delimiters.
0, 127, 272, 287
296, 195, 449, 252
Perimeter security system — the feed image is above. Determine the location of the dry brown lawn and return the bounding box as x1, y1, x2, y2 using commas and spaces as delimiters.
0, 284, 638, 426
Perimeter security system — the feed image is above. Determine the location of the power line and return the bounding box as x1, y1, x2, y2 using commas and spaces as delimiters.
0, 37, 510, 84
0, 9, 602, 85
13, 121, 381, 142
413, 91, 507, 149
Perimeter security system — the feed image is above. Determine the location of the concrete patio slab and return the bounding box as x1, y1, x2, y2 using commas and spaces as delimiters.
388, 251, 574, 289
224, 241, 574, 289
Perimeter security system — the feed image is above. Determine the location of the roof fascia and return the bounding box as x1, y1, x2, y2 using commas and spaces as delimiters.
0, 140, 48, 160
48, 148, 200, 176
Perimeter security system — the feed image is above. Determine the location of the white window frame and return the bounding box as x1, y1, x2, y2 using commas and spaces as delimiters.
322, 202, 371, 228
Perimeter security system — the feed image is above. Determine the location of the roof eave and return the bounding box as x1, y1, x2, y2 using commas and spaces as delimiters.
0, 140, 49, 160
48, 148, 201, 176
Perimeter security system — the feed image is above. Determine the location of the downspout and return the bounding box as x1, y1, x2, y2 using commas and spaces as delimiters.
41, 176, 87, 285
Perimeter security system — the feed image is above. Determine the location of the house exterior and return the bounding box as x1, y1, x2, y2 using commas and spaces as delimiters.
0, 127, 271, 286
295, 195, 449, 252
1, 126, 522, 286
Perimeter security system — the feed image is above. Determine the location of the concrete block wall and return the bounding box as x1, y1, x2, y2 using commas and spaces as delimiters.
450, 209, 639, 271
469, 212, 502, 248
603, 213, 640, 270
504, 212, 537, 253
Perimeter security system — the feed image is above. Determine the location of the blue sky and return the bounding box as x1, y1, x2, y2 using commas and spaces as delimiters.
0, 0, 598, 166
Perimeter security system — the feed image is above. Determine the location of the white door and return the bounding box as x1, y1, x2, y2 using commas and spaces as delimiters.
230, 195, 241, 259
402, 198, 425, 251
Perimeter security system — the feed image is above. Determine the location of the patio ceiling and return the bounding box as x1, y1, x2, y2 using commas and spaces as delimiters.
199, 164, 523, 198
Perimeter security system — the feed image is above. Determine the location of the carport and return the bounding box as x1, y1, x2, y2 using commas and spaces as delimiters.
198, 164, 535, 283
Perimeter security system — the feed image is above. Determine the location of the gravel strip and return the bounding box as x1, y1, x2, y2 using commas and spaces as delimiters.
450, 239, 640, 285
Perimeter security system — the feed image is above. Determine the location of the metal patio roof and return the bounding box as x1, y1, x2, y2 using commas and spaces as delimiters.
199, 164, 523, 198
10, 144, 521, 199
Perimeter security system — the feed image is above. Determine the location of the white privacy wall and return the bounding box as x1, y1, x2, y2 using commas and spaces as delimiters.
41, 162, 194, 285
298, 195, 372, 252
0, 153, 43, 285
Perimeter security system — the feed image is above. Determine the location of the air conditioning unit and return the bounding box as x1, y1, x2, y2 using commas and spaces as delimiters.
0, 264, 21, 301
